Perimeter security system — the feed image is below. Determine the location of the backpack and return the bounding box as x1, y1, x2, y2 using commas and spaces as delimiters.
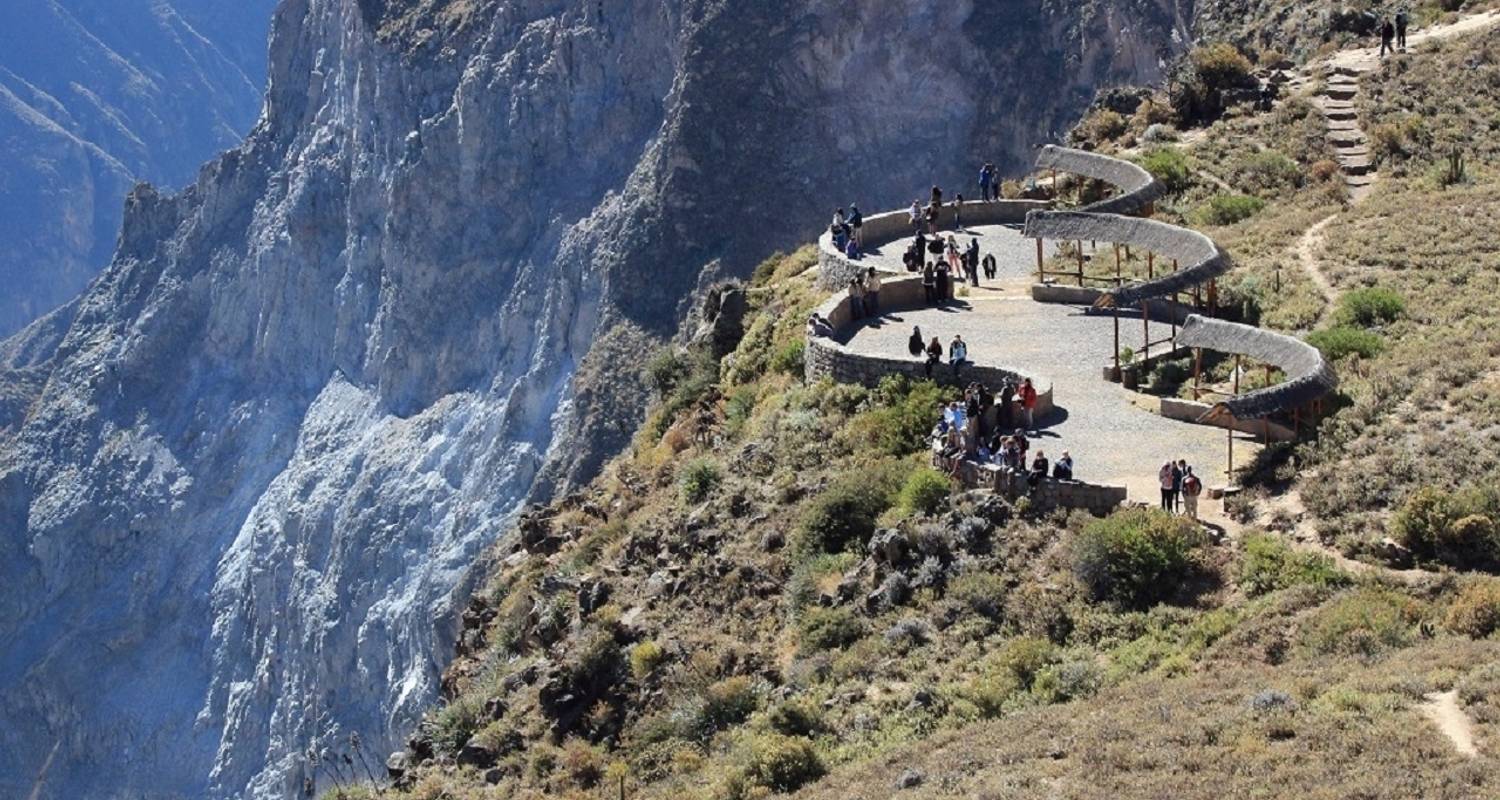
1184, 475, 1202, 496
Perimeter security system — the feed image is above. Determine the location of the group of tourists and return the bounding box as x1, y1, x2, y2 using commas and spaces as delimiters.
1157, 459, 1204, 520
907, 327, 970, 380
830, 205, 865, 259
931, 383, 1071, 489
1380, 9, 1411, 57
902, 232, 995, 301
845, 267, 882, 320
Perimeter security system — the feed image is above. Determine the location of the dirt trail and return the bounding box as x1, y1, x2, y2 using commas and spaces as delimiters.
1421, 689, 1480, 757
1294, 214, 1341, 318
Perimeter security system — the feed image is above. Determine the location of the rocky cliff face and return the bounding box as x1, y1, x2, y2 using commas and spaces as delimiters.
0, 0, 277, 337
0, 1, 1192, 797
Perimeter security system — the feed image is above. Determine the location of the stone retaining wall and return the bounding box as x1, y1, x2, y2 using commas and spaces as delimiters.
804, 275, 1054, 417
936, 454, 1127, 515
817, 200, 1049, 289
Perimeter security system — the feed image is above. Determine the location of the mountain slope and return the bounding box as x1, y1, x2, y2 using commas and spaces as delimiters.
0, 1, 1192, 798
0, 0, 277, 336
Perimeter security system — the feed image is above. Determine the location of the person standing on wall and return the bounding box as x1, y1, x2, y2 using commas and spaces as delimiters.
864, 267, 881, 317
979, 161, 995, 202
849, 203, 864, 248
847, 276, 866, 320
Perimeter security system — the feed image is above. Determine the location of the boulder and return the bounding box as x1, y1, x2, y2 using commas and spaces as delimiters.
385, 751, 410, 781
895, 768, 926, 789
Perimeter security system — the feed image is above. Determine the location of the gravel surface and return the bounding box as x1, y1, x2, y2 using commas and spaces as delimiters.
843, 225, 1258, 501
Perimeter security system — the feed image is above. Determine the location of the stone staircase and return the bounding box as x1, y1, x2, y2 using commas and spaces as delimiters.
1314, 63, 1377, 201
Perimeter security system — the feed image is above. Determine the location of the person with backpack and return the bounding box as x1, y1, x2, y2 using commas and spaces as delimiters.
979, 162, 995, 202
925, 336, 943, 378
1380, 17, 1396, 58
909, 199, 923, 234
982, 252, 997, 281
849, 203, 864, 247
1395, 9, 1409, 50
936, 261, 952, 302
1181, 465, 1203, 520
966, 239, 981, 286
922, 262, 938, 305
1018, 378, 1039, 430
908, 326, 925, 358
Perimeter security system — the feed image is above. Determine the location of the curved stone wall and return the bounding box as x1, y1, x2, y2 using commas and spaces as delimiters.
817, 200, 1048, 290
1036, 145, 1165, 216
804, 275, 1055, 418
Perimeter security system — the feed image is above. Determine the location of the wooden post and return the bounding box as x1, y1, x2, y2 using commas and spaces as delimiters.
1147, 251, 1154, 279
1114, 308, 1121, 377
1035, 238, 1044, 282
1228, 355, 1241, 481
1143, 302, 1151, 363
1076, 242, 1085, 287
1193, 348, 1203, 400
1114, 244, 1121, 281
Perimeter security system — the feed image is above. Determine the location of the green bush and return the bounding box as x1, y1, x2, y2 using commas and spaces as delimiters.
679, 458, 722, 504
430, 695, 484, 756
1302, 588, 1423, 657
629, 641, 667, 679
797, 606, 866, 652
766, 700, 825, 737
897, 468, 951, 517
993, 636, 1057, 692
741, 734, 825, 793
1446, 581, 1500, 638
1391, 485, 1500, 569
769, 339, 805, 376
786, 552, 858, 613
1234, 150, 1301, 193
948, 570, 1008, 619
1239, 533, 1348, 596
848, 375, 946, 456
1190, 42, 1255, 92
1193, 193, 1265, 226
700, 676, 760, 732
1072, 508, 1205, 608
1305, 326, 1385, 360
1139, 148, 1191, 194
793, 473, 898, 555
1335, 287, 1405, 327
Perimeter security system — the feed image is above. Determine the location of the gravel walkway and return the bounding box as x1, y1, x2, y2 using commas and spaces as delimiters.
843, 224, 1257, 501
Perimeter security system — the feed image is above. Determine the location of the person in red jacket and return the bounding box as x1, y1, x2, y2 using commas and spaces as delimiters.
1019, 377, 1039, 430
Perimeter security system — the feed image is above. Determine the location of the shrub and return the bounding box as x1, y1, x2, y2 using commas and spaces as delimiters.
648, 349, 689, 396
678, 458, 722, 504
742, 734, 825, 793
767, 700, 825, 737
793, 474, 897, 555
1190, 42, 1255, 92
769, 339, 805, 375
897, 468, 951, 517
1302, 588, 1423, 657
701, 676, 760, 732
1239, 533, 1348, 596
1234, 150, 1301, 193
948, 570, 1008, 619
1335, 287, 1405, 327
797, 607, 866, 652
994, 637, 1057, 692
630, 641, 667, 679
1074, 108, 1128, 146
1194, 193, 1266, 226
1391, 485, 1500, 569
786, 552, 858, 613
1072, 508, 1205, 608
559, 739, 606, 788
848, 375, 947, 456
1310, 159, 1341, 182
1305, 326, 1385, 361
430, 695, 484, 756
1446, 581, 1500, 638
1139, 147, 1191, 194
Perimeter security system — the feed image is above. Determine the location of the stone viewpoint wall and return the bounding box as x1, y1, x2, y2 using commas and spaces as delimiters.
936, 454, 1127, 515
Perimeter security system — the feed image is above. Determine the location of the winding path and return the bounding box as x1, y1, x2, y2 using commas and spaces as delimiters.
1420, 689, 1480, 757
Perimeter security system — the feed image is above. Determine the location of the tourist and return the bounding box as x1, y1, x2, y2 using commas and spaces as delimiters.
844, 235, 861, 260
982, 252, 997, 280
936, 261, 952, 302
998, 382, 1016, 431
1018, 377, 1039, 430
1395, 9, 1409, 50
931, 185, 943, 207
908, 326, 925, 358
1380, 17, 1395, 58
1175, 459, 1189, 513
966, 239, 981, 287
944, 236, 959, 272
847, 277, 866, 320
909, 199, 923, 234
925, 336, 943, 378
926, 200, 941, 234
903, 243, 918, 272
832, 222, 848, 252
1181, 465, 1203, 520
1158, 460, 1181, 512
832, 208, 846, 228
953, 193, 965, 231
1029, 450, 1049, 488
979, 161, 995, 202
806, 314, 833, 338
1053, 451, 1074, 481
864, 268, 881, 316
922, 263, 938, 305
849, 203, 864, 247
949, 335, 969, 379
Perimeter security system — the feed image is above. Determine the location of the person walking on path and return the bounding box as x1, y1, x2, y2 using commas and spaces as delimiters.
949, 335, 969, 380
1380, 17, 1396, 58
937, 261, 952, 302
908, 326, 925, 358
998, 382, 1016, 432
925, 336, 943, 378
1396, 9, 1409, 50
864, 268, 881, 316
849, 203, 864, 248
982, 252, 997, 281
1158, 461, 1178, 512
847, 277, 866, 320
1181, 466, 1202, 520
945, 236, 961, 273
910, 199, 923, 234
953, 194, 965, 231
1018, 377, 1038, 430
922, 263, 938, 305
979, 162, 995, 202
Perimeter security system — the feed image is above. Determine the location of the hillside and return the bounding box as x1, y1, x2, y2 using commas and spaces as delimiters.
340, 7, 1500, 800
0, 0, 277, 336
